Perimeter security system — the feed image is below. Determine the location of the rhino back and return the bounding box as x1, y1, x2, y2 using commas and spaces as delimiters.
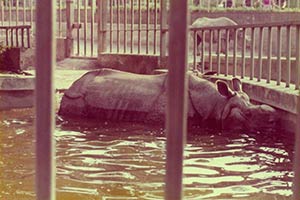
59, 69, 167, 122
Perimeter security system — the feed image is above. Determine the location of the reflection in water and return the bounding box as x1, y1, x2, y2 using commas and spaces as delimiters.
0, 109, 294, 200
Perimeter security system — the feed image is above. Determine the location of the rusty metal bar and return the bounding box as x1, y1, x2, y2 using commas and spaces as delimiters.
217, 29, 221, 75
21, 27, 24, 47
10, 28, 13, 46
83, 0, 87, 55
109, 0, 113, 52
277, 26, 282, 85
30, 0, 33, 27
130, 0, 133, 53
166, 0, 188, 199
233, 29, 237, 77
5, 29, 8, 45
27, 26, 30, 47
250, 27, 255, 80
153, 0, 157, 54
225, 29, 229, 76
286, 25, 291, 88
208, 30, 213, 71
137, 0, 141, 53
296, 25, 300, 90
116, 0, 120, 52
257, 27, 264, 82
15, 27, 19, 46
35, 0, 56, 199
241, 28, 246, 79
201, 30, 205, 73
160, 0, 167, 58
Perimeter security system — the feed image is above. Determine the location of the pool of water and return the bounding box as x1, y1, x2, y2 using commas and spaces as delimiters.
0, 108, 294, 200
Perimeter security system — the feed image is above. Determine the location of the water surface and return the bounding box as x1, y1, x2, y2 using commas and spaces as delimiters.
0, 108, 294, 199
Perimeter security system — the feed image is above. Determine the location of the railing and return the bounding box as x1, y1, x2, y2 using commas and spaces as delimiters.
189, 21, 300, 90
0, 25, 31, 48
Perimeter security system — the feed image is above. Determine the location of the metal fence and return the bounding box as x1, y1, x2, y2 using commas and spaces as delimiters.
189, 21, 300, 90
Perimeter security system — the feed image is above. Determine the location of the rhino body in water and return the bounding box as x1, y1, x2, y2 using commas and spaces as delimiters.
59, 68, 277, 132
191, 17, 251, 54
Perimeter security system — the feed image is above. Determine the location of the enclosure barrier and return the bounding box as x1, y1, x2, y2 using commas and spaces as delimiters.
0, 25, 31, 48
190, 21, 300, 90
35, 0, 56, 200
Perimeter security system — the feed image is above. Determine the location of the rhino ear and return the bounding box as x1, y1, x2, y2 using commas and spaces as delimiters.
216, 80, 235, 98
232, 78, 242, 92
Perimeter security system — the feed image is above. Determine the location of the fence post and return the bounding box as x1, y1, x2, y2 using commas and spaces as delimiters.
165, 0, 188, 199
66, 0, 74, 57
98, 0, 108, 54
160, 0, 167, 64
35, 0, 56, 199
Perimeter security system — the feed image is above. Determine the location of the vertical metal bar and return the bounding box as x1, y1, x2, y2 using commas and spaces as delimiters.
137, 0, 141, 53
193, 30, 197, 70
153, 0, 157, 54
233, 29, 237, 77
91, 0, 95, 56
130, 0, 133, 53
123, 0, 127, 53
76, 0, 80, 55
15, 27, 19, 47
160, 0, 167, 58
27, 26, 30, 47
66, 0, 74, 57
30, 0, 33, 27
58, 0, 62, 37
217, 29, 221, 75
296, 25, 300, 90
5, 29, 8, 46
0, 1, 3, 26
225, 29, 229, 76
146, 0, 149, 54
8, 0, 11, 26
22, 0, 25, 25
208, 30, 213, 71
286, 25, 291, 88
201, 30, 205, 73
267, 26, 272, 83
98, 0, 108, 54
83, 0, 87, 55
258, 27, 264, 82
11, 28, 13, 46
16, 0, 19, 25
21, 27, 24, 47
35, 0, 56, 199
250, 27, 255, 80
166, 0, 188, 199
241, 28, 246, 79
110, 0, 113, 52
277, 26, 282, 85
117, 0, 120, 52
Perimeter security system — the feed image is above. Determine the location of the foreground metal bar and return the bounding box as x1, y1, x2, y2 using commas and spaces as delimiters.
35, 0, 56, 199
165, 0, 188, 199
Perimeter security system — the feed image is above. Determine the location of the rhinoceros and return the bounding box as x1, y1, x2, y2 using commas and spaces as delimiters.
59, 68, 277, 132
191, 17, 251, 54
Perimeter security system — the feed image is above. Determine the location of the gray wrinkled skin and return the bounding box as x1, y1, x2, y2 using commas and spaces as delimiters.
59, 68, 277, 132
191, 17, 251, 54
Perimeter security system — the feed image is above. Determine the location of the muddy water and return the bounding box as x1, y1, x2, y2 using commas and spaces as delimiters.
0, 108, 294, 200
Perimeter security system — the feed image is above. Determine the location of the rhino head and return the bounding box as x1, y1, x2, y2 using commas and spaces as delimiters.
216, 78, 277, 132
